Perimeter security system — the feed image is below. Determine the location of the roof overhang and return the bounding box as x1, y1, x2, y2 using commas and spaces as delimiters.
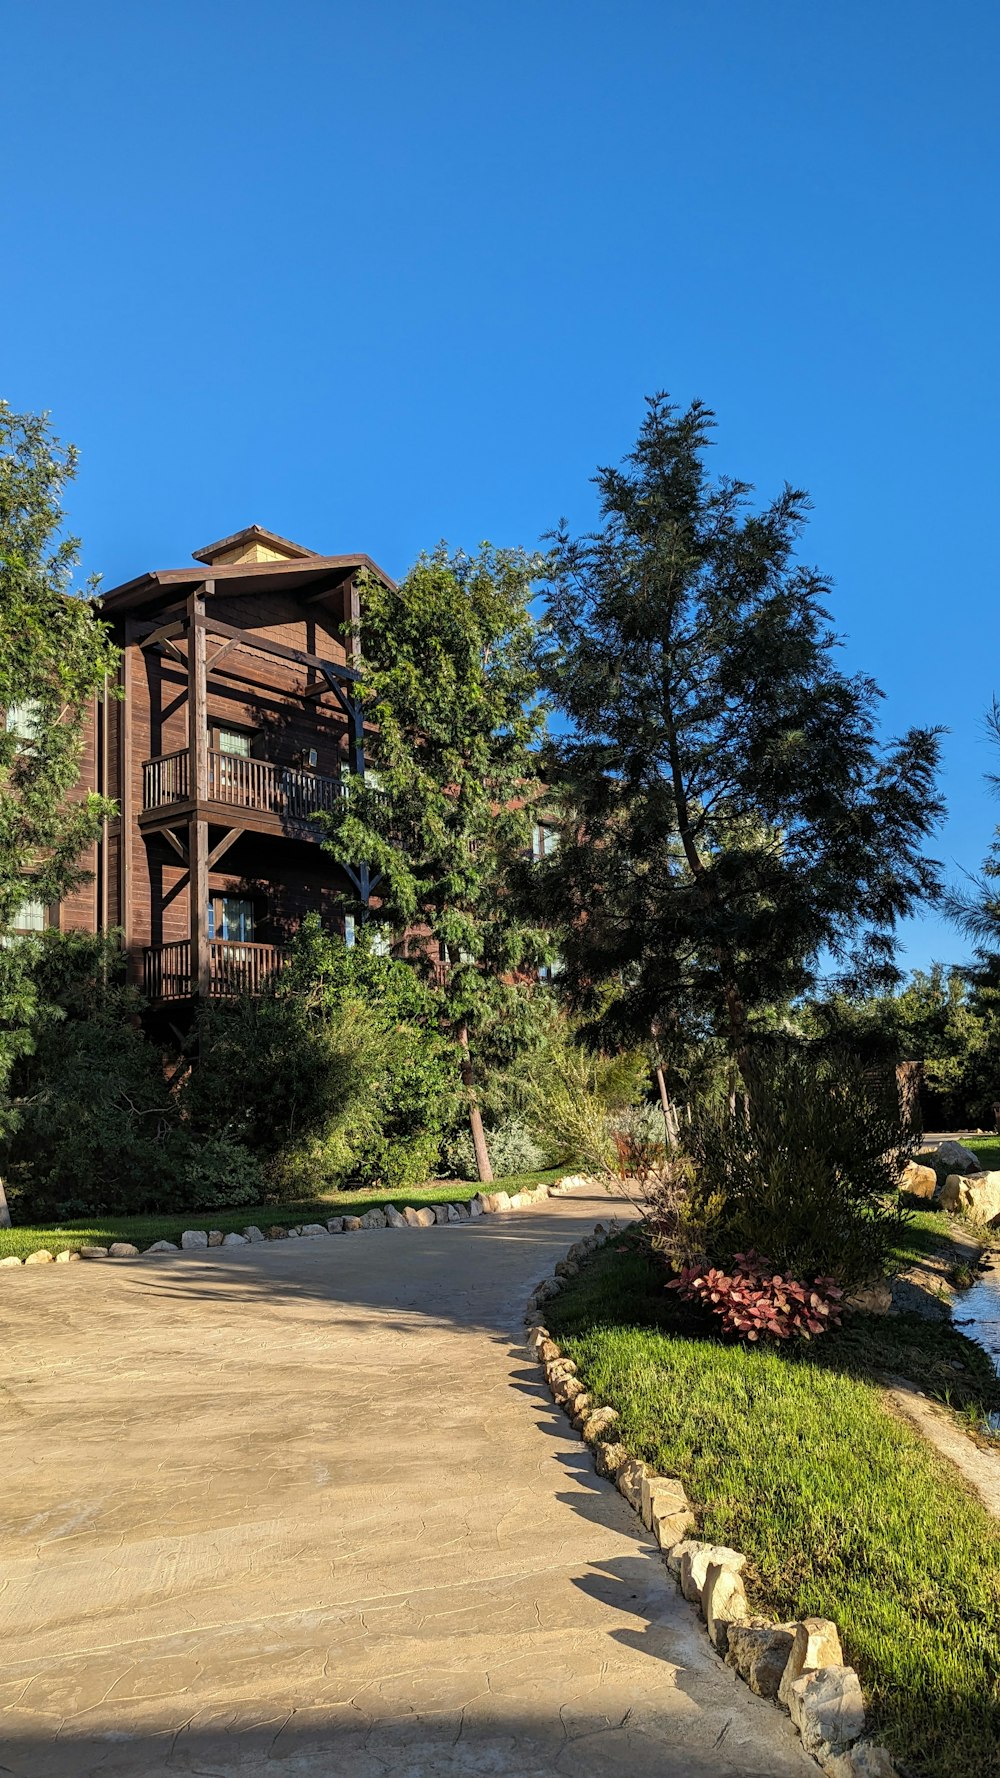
99, 552, 396, 616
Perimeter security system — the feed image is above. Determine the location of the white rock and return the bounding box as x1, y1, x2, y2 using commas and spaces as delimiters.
433, 1204, 450, 1223
360, 1209, 386, 1229
615, 1456, 651, 1511
446, 1203, 462, 1221
326, 1217, 345, 1232
80, 1245, 108, 1259
824, 1739, 898, 1777
222, 1232, 247, 1246
55, 1249, 81, 1263
414, 1206, 436, 1228
788, 1664, 866, 1760
384, 1207, 407, 1228
300, 1223, 329, 1238
468, 1197, 483, 1217
402, 1206, 422, 1226
726, 1620, 797, 1699
934, 1139, 981, 1174
145, 1240, 179, 1253
680, 1542, 746, 1605
343, 1215, 362, 1231
778, 1618, 844, 1709
24, 1248, 54, 1264
939, 1170, 1000, 1224
180, 1230, 209, 1249
641, 1472, 687, 1531
242, 1226, 266, 1244
702, 1558, 750, 1650
286, 1229, 300, 1238
0, 1255, 23, 1266
109, 1242, 139, 1257
207, 1230, 224, 1247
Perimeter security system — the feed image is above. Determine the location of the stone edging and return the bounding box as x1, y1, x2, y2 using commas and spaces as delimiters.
524, 1230, 900, 1778
0, 1174, 587, 1269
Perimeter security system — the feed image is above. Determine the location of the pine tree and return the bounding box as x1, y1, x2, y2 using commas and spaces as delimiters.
319, 545, 550, 1181
534, 394, 943, 1083
0, 405, 119, 1224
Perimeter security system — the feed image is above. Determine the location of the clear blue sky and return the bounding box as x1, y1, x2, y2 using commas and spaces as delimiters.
5, 1, 999, 977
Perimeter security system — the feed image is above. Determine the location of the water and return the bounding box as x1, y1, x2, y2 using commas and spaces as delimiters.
953, 1261, 1000, 1433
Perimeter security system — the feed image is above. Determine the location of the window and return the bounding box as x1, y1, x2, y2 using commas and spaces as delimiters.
214, 728, 253, 757
531, 822, 559, 859
5, 700, 43, 747
344, 913, 356, 948
370, 925, 391, 958
207, 896, 255, 942
11, 894, 45, 934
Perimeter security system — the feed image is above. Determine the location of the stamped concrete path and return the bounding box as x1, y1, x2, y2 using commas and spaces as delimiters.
1, 1183, 811, 1778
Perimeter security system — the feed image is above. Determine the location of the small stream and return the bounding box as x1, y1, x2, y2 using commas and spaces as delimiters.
952, 1257, 1000, 1431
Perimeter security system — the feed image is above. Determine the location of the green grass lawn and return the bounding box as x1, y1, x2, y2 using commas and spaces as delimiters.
545, 1237, 1000, 1778
0, 1168, 565, 1260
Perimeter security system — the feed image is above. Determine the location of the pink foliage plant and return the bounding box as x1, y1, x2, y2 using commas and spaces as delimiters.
667, 1249, 844, 1343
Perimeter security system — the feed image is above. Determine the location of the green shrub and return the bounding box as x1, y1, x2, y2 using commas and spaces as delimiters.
443, 1117, 546, 1180
685, 1048, 910, 1287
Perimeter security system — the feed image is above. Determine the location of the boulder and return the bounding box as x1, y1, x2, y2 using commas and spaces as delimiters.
414, 1206, 437, 1228
360, 1209, 386, 1230
538, 1338, 562, 1363
934, 1139, 982, 1175
403, 1206, 422, 1227
384, 1207, 407, 1229
146, 1240, 179, 1253
561, 1377, 586, 1408
222, 1232, 247, 1246
581, 1406, 620, 1446
702, 1558, 750, 1651
24, 1248, 54, 1264
899, 1160, 937, 1200
554, 1258, 580, 1279
651, 1496, 696, 1550
207, 1230, 224, 1247
242, 1226, 266, 1244
615, 1456, 651, 1511
471, 1193, 489, 1215
824, 1740, 898, 1778
446, 1203, 462, 1221
455, 1201, 471, 1219
665, 1537, 702, 1575
300, 1223, 329, 1238
492, 1191, 512, 1212
594, 1440, 628, 1479
181, 1230, 208, 1249
726, 1620, 797, 1699
570, 1394, 593, 1428
939, 1170, 1000, 1224
326, 1217, 345, 1233
286, 1229, 300, 1238
640, 1473, 688, 1532
267, 1225, 289, 1239
0, 1255, 23, 1266
80, 1245, 108, 1259
109, 1242, 140, 1258
680, 1542, 746, 1605
787, 1664, 866, 1760
55, 1249, 81, 1263
844, 1277, 892, 1315
343, 1216, 362, 1231
778, 1617, 844, 1709
433, 1204, 450, 1223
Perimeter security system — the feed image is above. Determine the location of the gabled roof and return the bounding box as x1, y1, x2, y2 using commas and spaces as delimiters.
99, 548, 396, 615
192, 525, 317, 565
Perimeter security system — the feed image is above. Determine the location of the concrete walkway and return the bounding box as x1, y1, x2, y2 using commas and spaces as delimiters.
0, 1184, 811, 1778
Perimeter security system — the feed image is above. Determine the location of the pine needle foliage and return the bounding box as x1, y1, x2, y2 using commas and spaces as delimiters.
535, 394, 944, 1073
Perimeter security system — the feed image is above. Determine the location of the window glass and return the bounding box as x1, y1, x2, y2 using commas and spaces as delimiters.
5, 700, 43, 744
208, 897, 254, 942
532, 822, 559, 858
344, 913, 356, 948
215, 729, 253, 757
370, 925, 391, 957
13, 895, 45, 933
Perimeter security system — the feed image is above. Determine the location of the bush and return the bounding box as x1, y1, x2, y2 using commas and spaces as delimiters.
684, 1048, 910, 1288
668, 1251, 844, 1342
442, 1118, 547, 1180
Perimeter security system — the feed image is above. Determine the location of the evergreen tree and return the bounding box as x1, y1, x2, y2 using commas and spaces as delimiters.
319, 545, 550, 1181
534, 395, 943, 1083
0, 404, 119, 1223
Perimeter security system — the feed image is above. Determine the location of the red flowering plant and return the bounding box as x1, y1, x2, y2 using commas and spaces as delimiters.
667, 1249, 844, 1343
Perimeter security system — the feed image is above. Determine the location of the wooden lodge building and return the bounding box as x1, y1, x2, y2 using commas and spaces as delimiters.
38, 525, 393, 1007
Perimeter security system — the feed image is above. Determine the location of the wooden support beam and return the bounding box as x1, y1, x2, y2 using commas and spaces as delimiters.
139, 618, 187, 650
189, 816, 210, 996
206, 636, 241, 672
196, 614, 362, 684
160, 826, 189, 865
207, 827, 241, 870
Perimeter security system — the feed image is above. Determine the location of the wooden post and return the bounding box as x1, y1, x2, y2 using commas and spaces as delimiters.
120, 624, 133, 974
188, 586, 210, 996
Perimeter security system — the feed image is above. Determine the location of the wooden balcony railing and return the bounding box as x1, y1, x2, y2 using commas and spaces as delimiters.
142, 749, 345, 822
143, 940, 289, 1000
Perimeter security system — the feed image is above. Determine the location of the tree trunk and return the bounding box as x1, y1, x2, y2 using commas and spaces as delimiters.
457, 1021, 493, 1183
654, 1065, 680, 1148
0, 1177, 11, 1229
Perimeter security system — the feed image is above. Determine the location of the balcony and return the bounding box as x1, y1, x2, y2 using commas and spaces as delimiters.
142, 749, 345, 823
143, 939, 290, 1001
